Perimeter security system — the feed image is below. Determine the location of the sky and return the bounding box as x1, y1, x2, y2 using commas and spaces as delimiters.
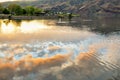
0, 0, 17, 2
0, 0, 37, 2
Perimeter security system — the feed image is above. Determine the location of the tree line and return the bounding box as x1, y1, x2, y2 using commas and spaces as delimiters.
0, 3, 48, 16
0, 3, 79, 20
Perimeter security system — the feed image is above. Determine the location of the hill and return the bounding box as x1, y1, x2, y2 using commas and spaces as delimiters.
1, 0, 120, 17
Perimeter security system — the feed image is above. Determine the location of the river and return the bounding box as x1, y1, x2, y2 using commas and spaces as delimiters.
0, 17, 120, 80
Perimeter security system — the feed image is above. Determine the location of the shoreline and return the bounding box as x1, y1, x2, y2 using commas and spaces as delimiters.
0, 15, 59, 20
0, 15, 119, 21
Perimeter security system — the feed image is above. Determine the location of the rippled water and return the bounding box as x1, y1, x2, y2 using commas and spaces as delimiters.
0, 18, 120, 80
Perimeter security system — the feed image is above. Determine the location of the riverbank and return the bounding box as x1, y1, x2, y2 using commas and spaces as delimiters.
0, 15, 59, 20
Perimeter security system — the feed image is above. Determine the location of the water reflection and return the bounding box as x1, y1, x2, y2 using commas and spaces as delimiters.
0, 18, 120, 80
57, 17, 120, 34
0, 19, 56, 34
0, 17, 120, 34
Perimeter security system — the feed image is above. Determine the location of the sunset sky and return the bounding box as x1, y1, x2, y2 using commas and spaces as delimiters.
0, 0, 17, 2
0, 0, 36, 2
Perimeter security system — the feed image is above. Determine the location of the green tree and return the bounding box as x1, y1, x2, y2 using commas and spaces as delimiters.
34, 8, 43, 13
22, 8, 27, 15
2, 8, 10, 14
7, 4, 23, 15
25, 6, 35, 16
0, 3, 4, 14
34, 8, 45, 16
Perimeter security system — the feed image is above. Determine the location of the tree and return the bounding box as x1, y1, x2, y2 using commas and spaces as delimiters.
25, 6, 35, 16
0, 3, 3, 14
34, 8, 45, 16
7, 4, 23, 15
2, 8, 10, 14
22, 9, 27, 15
34, 8, 43, 13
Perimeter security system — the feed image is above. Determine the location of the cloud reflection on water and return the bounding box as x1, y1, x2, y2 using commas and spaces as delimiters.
0, 19, 120, 80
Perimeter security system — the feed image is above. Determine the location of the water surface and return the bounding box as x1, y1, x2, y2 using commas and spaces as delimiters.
0, 18, 120, 80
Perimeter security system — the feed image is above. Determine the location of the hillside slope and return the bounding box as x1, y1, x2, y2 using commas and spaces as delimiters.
77, 0, 120, 17
1, 0, 120, 17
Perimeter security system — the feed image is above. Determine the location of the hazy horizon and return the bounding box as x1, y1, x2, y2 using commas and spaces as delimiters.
0, 0, 37, 2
